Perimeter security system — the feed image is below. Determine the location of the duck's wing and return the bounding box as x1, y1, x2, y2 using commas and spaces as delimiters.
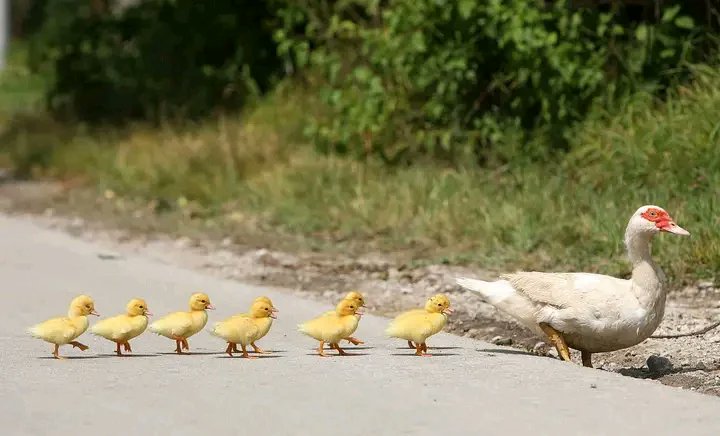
28, 317, 77, 343
502, 271, 629, 308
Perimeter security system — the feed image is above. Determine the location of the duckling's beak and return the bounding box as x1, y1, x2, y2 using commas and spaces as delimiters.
90, 309, 99, 316
144, 310, 153, 317
270, 308, 278, 319
442, 308, 454, 315
356, 308, 365, 316
206, 303, 216, 310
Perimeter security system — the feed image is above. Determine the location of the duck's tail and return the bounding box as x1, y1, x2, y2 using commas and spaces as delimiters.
456, 277, 516, 305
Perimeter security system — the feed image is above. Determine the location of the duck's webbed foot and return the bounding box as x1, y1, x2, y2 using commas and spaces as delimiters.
539, 323, 572, 362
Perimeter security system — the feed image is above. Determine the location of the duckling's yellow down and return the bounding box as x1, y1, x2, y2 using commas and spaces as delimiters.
149, 292, 214, 354
27, 295, 99, 359
90, 298, 151, 355
385, 294, 452, 356
298, 299, 362, 356
211, 298, 277, 358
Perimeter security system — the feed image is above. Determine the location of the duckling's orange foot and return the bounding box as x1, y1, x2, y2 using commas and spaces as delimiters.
414, 343, 432, 357
173, 340, 187, 354
251, 343, 269, 354
240, 345, 258, 359
115, 342, 124, 356
123, 342, 132, 353
317, 341, 328, 357
345, 337, 364, 346
52, 344, 65, 360
331, 343, 349, 356
181, 339, 189, 351
70, 341, 89, 351
225, 342, 235, 357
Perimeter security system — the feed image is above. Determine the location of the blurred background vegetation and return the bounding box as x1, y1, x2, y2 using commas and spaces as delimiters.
1, 0, 719, 283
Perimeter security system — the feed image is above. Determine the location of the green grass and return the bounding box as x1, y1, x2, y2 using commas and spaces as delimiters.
1, 46, 718, 286
0, 41, 47, 115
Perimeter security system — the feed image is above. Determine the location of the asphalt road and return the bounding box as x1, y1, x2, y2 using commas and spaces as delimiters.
1, 214, 720, 436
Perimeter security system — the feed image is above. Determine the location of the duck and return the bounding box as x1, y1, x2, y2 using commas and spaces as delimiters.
149, 292, 214, 354
385, 294, 453, 356
89, 298, 151, 356
323, 291, 366, 345
226, 296, 278, 354
298, 299, 363, 357
210, 299, 277, 358
457, 205, 690, 368
28, 295, 99, 359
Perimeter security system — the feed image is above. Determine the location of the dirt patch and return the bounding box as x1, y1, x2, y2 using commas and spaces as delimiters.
2, 180, 719, 396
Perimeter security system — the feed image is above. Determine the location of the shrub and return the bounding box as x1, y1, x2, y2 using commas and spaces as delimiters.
276, 0, 706, 164
29, 0, 282, 121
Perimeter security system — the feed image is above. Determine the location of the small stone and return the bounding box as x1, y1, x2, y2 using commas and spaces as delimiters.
97, 251, 122, 260
533, 342, 547, 353
590, 383, 597, 389
491, 336, 513, 346
698, 281, 715, 290
647, 355, 673, 373
547, 348, 559, 359
696, 361, 708, 371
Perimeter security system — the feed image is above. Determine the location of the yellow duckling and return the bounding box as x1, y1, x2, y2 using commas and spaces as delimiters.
386, 294, 453, 357
211, 299, 277, 358
27, 295, 99, 359
149, 292, 214, 354
298, 299, 363, 357
89, 298, 151, 356
227, 296, 278, 354
322, 291, 366, 346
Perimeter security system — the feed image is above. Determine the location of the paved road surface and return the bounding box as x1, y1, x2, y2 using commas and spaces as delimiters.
1, 215, 719, 436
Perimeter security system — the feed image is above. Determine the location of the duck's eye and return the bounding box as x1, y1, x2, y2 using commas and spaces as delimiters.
200, 300, 206, 303
437, 303, 441, 306
139, 306, 144, 309
264, 307, 269, 311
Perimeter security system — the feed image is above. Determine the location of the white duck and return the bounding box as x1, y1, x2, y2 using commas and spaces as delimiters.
457, 205, 689, 368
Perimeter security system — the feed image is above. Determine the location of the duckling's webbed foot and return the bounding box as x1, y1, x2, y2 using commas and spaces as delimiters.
345, 336, 364, 346
52, 344, 65, 359
414, 343, 431, 357
240, 344, 258, 359
539, 323, 572, 362
70, 341, 89, 351
331, 343, 348, 356
317, 341, 328, 357
173, 339, 186, 354
581, 350, 593, 368
251, 342, 269, 354
123, 342, 132, 353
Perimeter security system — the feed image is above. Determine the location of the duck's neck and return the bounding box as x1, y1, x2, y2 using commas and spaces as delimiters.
67, 308, 85, 318
625, 228, 667, 309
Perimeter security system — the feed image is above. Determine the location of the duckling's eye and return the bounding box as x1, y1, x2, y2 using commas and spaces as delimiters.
264, 307, 269, 311
139, 306, 144, 309
437, 303, 441, 306
200, 299, 206, 303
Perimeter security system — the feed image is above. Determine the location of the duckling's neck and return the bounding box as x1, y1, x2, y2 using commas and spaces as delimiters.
68, 308, 85, 318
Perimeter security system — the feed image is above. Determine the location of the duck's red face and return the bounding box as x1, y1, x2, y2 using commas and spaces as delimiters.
640, 207, 690, 235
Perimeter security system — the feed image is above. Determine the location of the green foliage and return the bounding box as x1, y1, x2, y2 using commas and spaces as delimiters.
29, 0, 282, 121
276, 0, 705, 163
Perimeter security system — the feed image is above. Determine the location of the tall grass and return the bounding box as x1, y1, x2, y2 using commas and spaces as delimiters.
1, 64, 719, 284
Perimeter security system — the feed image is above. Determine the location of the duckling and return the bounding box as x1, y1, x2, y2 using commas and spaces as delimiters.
27, 295, 99, 359
228, 296, 278, 354
322, 291, 366, 346
386, 294, 453, 356
211, 300, 277, 358
90, 299, 151, 356
149, 292, 214, 354
298, 299, 363, 357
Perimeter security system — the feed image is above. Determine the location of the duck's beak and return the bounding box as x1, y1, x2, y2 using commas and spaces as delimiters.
356, 308, 364, 316
206, 303, 216, 310
443, 307, 454, 315
90, 309, 99, 316
145, 310, 153, 317
660, 220, 690, 236
270, 307, 278, 319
